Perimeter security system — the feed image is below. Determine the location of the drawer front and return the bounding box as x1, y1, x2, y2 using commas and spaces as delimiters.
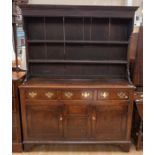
26, 89, 58, 100
97, 89, 129, 100
64, 102, 90, 115
61, 90, 93, 100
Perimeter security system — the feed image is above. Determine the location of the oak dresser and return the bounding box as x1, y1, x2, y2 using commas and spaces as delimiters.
19, 5, 137, 152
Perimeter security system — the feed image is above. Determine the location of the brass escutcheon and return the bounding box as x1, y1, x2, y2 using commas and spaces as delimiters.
100, 91, 109, 98
82, 91, 90, 98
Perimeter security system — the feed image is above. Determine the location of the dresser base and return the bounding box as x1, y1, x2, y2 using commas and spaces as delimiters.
23, 141, 131, 152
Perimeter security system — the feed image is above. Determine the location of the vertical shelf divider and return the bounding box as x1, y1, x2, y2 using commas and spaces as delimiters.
63, 16, 66, 75
83, 17, 84, 40
109, 18, 111, 41
44, 16, 47, 59
90, 17, 92, 40
63, 17, 66, 59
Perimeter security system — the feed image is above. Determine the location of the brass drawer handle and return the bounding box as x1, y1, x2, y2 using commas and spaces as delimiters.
45, 92, 54, 98
64, 92, 73, 98
117, 92, 128, 99
29, 92, 37, 98
82, 91, 90, 98
100, 91, 109, 99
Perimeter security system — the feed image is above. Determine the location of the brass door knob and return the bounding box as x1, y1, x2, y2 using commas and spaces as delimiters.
92, 116, 96, 121
59, 116, 63, 121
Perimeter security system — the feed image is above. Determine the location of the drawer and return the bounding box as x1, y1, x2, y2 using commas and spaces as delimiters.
97, 89, 129, 100
26, 89, 58, 100
61, 90, 93, 100
64, 103, 90, 115
12, 98, 16, 112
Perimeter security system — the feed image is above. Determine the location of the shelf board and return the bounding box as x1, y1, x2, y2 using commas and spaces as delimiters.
27, 40, 64, 43
65, 40, 129, 45
28, 59, 128, 64
29, 74, 127, 80
27, 40, 129, 45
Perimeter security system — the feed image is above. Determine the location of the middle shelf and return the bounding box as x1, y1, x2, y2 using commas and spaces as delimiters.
28, 59, 128, 64
27, 40, 129, 45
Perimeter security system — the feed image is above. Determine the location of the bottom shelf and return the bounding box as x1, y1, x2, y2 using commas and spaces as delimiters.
28, 63, 127, 80
23, 76, 132, 88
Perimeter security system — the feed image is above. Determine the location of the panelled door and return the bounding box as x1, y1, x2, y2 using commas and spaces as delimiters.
63, 101, 91, 140
25, 101, 64, 141
92, 101, 129, 140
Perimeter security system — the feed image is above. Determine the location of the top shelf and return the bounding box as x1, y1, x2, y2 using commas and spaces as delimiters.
27, 40, 129, 45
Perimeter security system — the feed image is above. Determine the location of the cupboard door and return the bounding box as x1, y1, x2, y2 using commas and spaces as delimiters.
25, 103, 63, 140
64, 102, 91, 140
92, 103, 128, 140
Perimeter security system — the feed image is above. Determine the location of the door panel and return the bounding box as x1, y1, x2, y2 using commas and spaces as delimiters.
64, 102, 91, 140
92, 104, 128, 140
25, 103, 63, 140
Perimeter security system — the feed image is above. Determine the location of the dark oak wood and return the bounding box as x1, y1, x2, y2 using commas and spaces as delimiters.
20, 5, 137, 18
19, 5, 137, 152
132, 91, 143, 150
128, 26, 143, 150
132, 26, 143, 87
28, 40, 129, 44
20, 5, 138, 80
12, 71, 26, 152
28, 60, 128, 64
19, 79, 135, 152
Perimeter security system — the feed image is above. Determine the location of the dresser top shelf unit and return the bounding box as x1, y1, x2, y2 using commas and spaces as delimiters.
21, 5, 138, 82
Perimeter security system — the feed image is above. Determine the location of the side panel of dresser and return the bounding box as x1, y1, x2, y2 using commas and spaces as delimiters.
19, 87, 134, 152
12, 80, 23, 152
